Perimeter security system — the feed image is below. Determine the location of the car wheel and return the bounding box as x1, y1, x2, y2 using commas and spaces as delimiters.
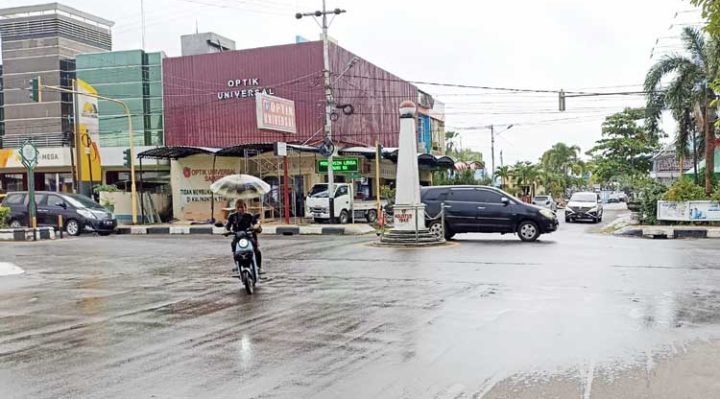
366, 209, 378, 223
428, 220, 444, 239
338, 210, 349, 224
65, 219, 81, 236
565, 216, 571, 223
517, 220, 541, 242
9, 219, 23, 229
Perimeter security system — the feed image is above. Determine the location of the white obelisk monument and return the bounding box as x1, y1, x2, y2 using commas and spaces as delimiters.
391, 100, 425, 232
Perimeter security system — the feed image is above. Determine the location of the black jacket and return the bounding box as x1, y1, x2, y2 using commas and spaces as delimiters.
226, 212, 258, 233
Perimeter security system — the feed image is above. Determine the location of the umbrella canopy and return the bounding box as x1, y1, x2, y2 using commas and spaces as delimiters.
210, 174, 271, 199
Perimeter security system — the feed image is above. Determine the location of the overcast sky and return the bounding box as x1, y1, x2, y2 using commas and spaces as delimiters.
2, 0, 704, 165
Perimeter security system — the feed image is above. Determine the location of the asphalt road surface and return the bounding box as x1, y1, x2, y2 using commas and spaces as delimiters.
2, 207, 720, 398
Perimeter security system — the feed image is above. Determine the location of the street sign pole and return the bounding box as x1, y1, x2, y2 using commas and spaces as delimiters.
20, 140, 39, 240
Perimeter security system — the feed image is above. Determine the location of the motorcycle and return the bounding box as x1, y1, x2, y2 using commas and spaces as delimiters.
225, 229, 259, 294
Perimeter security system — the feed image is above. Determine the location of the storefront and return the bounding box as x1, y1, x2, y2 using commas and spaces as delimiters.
139, 145, 452, 223
0, 147, 74, 193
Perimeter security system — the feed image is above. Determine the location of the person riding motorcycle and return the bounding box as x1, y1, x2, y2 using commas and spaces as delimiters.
226, 199, 262, 270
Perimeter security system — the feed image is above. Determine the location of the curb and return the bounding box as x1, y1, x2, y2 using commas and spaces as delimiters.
114, 225, 373, 236
0, 227, 57, 242
615, 226, 720, 239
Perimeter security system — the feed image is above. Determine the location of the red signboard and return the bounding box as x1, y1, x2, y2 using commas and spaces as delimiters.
256, 94, 297, 134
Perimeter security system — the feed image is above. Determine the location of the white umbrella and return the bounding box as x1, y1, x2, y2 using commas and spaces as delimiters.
210, 174, 271, 199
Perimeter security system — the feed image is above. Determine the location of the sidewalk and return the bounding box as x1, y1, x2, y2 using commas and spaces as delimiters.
115, 223, 376, 236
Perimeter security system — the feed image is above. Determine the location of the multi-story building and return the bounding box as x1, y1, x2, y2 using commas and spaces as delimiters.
75, 49, 166, 186
181, 32, 235, 56
0, 3, 112, 192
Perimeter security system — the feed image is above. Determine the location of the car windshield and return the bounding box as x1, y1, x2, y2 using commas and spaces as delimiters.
64, 194, 105, 210
570, 193, 597, 202
309, 185, 329, 198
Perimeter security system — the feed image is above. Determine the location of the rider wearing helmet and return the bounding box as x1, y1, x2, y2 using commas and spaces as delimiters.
226, 199, 262, 269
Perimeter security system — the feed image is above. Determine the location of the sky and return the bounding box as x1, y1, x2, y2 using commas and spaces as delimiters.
1, 0, 705, 165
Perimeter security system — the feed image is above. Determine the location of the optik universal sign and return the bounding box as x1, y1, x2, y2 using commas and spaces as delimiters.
216, 77, 275, 100
256, 93, 297, 134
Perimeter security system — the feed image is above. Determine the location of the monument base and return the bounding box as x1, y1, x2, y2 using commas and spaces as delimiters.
379, 203, 443, 246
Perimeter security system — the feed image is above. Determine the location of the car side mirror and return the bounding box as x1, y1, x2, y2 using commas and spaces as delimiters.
59, 202, 67, 209
501, 197, 509, 206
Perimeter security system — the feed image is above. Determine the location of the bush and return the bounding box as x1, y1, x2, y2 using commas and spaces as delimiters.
0, 206, 9, 228
93, 184, 119, 194
662, 180, 707, 202
712, 185, 720, 203
640, 181, 667, 225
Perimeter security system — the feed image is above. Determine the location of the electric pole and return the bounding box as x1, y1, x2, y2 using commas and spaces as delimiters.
296, 1, 346, 223
490, 125, 495, 180
487, 124, 513, 181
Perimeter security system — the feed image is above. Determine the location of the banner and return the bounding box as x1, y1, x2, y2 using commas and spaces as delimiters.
76, 79, 101, 182
657, 201, 720, 221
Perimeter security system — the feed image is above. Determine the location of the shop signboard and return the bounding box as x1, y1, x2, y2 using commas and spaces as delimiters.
256, 93, 297, 134
76, 79, 102, 182
0, 147, 71, 168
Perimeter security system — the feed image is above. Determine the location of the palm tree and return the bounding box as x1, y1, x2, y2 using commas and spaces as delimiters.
540, 143, 581, 176
495, 165, 511, 189
645, 27, 720, 193
511, 161, 540, 199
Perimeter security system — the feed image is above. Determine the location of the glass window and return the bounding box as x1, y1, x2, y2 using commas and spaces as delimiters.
477, 189, 504, 204
335, 186, 349, 198
450, 189, 479, 202
570, 193, 597, 202
47, 194, 66, 207
34, 193, 48, 206
3, 174, 24, 191
3, 193, 26, 205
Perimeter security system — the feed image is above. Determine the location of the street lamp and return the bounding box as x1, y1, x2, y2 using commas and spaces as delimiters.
490, 124, 513, 180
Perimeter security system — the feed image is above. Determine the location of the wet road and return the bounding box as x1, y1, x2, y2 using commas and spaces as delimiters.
2, 207, 720, 398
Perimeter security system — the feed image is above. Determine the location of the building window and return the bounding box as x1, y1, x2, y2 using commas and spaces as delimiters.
2, 174, 24, 191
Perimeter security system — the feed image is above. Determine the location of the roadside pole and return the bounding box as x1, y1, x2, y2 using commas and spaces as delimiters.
20, 140, 39, 240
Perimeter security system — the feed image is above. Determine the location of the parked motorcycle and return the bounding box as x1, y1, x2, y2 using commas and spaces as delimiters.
225, 229, 259, 294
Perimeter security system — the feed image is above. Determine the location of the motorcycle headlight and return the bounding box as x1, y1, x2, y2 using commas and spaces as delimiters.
539, 209, 556, 219
238, 238, 249, 248
77, 209, 96, 219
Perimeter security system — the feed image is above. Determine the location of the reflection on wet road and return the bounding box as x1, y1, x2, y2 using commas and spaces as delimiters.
2, 209, 720, 398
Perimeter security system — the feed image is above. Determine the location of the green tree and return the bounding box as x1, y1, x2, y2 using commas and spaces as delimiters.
587, 108, 659, 183
644, 26, 720, 193
690, 0, 720, 36
495, 165, 512, 189
511, 161, 539, 197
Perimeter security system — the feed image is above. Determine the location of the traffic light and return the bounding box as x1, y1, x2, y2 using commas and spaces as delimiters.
28, 76, 42, 102
558, 89, 566, 112
122, 148, 132, 168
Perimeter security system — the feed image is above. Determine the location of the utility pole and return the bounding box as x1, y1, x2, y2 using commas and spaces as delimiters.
296, 1, 346, 223
487, 124, 513, 181
490, 125, 495, 180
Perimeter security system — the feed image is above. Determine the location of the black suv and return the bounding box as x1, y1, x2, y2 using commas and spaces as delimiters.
2, 191, 117, 236
421, 185, 558, 242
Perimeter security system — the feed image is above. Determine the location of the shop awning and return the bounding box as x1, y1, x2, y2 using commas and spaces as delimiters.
137, 146, 219, 160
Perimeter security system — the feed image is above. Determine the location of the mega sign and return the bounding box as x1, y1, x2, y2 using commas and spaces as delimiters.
316, 158, 360, 174
256, 94, 297, 134
217, 77, 275, 100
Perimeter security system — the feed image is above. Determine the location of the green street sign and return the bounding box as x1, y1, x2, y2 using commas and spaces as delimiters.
316, 158, 359, 174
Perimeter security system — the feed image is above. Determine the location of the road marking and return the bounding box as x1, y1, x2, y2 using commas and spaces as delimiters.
0, 262, 25, 276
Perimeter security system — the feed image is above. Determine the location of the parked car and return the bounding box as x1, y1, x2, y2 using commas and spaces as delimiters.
564, 191, 603, 223
532, 194, 557, 211
1, 191, 117, 236
421, 185, 559, 242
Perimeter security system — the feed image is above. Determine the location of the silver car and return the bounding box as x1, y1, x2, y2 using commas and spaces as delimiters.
532, 195, 557, 211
